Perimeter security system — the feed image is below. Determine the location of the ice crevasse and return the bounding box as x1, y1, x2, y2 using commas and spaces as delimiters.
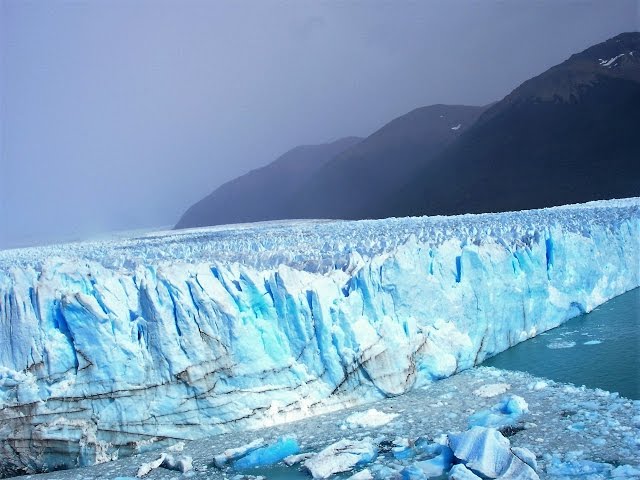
0, 198, 638, 475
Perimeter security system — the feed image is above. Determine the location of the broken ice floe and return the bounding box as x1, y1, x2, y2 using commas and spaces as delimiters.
137, 453, 193, 477
547, 340, 577, 349
161, 455, 193, 473
468, 394, 529, 429
213, 438, 266, 468
135, 453, 193, 477
233, 437, 300, 469
136, 454, 166, 477
473, 383, 511, 398
303, 438, 377, 478
345, 408, 399, 428
14, 368, 640, 480
448, 427, 539, 479
347, 468, 374, 479
449, 463, 482, 479
401, 442, 454, 478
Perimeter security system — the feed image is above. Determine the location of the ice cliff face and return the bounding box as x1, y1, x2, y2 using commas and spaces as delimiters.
0, 199, 638, 475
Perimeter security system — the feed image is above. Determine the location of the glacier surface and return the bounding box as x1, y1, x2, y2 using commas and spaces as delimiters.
0, 198, 638, 475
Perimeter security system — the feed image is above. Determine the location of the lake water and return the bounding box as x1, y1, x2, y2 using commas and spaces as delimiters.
482, 287, 640, 399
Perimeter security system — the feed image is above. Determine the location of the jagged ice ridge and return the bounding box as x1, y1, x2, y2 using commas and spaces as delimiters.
0, 198, 638, 475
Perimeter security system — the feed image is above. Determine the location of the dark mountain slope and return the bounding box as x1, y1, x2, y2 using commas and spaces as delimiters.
177, 32, 639, 229
288, 104, 487, 219
377, 32, 640, 218
175, 136, 362, 229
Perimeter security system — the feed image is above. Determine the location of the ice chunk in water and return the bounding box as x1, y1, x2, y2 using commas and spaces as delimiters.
233, 437, 300, 469
413, 445, 453, 477
448, 464, 482, 479
214, 438, 266, 468
345, 408, 399, 428
546, 458, 613, 476
136, 454, 166, 477
468, 395, 529, 428
449, 427, 513, 478
304, 438, 377, 479
161, 454, 192, 473
448, 426, 538, 479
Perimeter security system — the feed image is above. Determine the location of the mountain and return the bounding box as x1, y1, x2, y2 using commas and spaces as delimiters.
175, 136, 362, 229
287, 104, 487, 220
375, 32, 640, 218
176, 104, 486, 229
177, 32, 639, 229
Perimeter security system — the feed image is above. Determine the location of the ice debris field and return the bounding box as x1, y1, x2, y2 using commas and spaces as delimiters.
0, 198, 639, 477
15, 368, 640, 480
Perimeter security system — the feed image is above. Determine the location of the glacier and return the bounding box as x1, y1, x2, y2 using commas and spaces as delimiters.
0, 198, 638, 475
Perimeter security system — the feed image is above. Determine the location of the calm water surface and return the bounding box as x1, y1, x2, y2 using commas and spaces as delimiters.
483, 287, 640, 399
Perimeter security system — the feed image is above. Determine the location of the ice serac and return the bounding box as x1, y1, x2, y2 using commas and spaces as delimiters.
0, 198, 638, 475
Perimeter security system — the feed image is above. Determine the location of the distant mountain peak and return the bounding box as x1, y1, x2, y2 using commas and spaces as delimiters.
484, 32, 640, 116
381, 31, 640, 219
575, 31, 640, 78
174, 136, 363, 229
574, 31, 639, 62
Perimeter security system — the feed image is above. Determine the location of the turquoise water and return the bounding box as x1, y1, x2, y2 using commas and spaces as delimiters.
483, 287, 640, 399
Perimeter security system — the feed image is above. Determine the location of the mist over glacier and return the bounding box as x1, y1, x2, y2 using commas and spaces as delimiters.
0, 198, 638, 475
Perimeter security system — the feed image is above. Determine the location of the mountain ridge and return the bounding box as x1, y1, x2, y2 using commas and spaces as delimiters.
375, 31, 640, 218
286, 104, 488, 220
176, 32, 640, 229
176, 103, 487, 228
175, 136, 362, 229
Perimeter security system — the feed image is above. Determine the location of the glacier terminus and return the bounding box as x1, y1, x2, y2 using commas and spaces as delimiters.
0, 198, 638, 476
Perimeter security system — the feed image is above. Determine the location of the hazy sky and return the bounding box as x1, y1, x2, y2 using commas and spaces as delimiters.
1, 1, 638, 248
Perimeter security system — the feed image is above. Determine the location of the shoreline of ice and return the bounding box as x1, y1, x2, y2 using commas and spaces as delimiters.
15, 367, 640, 480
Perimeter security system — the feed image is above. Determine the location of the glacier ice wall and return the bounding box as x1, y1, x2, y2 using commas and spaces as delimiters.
0, 199, 638, 475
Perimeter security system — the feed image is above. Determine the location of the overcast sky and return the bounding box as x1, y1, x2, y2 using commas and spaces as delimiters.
1, 1, 638, 249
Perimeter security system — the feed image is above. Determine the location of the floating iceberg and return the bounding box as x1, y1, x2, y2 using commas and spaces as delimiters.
160, 454, 192, 473
232, 436, 300, 469
546, 458, 614, 477
448, 427, 539, 479
303, 438, 377, 478
449, 463, 482, 479
411, 444, 454, 477
347, 469, 374, 480
468, 394, 529, 429
473, 382, 511, 398
0, 198, 638, 475
213, 438, 266, 468
135, 454, 165, 478
346, 408, 399, 428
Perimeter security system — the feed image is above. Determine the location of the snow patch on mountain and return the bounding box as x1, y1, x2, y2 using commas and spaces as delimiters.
599, 53, 626, 67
